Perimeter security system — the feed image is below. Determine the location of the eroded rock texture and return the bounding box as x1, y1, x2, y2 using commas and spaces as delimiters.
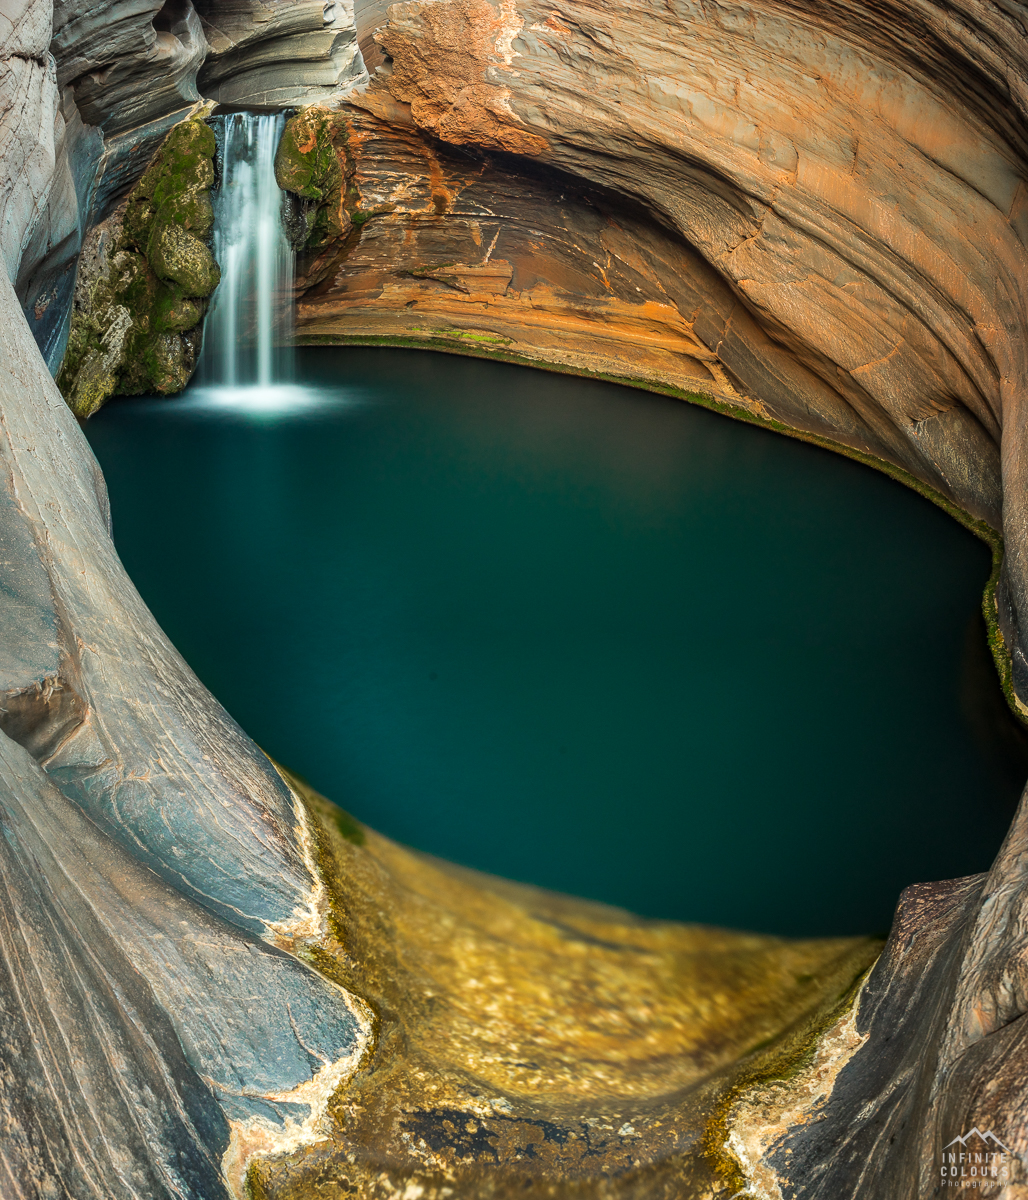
0, 32, 378, 1171
195, 0, 365, 107
274, 0, 1028, 1185
0, 0, 379, 1194
249, 773, 882, 1200
288, 103, 835, 418
5, 0, 1028, 1193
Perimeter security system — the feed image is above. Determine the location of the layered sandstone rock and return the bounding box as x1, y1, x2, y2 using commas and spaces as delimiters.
288, 104, 743, 405
194, 0, 366, 107
361, 0, 1028, 696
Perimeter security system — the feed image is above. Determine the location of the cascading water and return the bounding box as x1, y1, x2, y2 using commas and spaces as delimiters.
202, 112, 295, 392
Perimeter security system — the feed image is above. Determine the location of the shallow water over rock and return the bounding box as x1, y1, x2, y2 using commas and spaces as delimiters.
85, 347, 1025, 937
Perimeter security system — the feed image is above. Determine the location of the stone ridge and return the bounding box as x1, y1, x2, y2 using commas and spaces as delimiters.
57, 115, 221, 415
0, 6, 378, 1196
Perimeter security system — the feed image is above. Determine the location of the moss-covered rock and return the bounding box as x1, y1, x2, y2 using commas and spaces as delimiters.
275, 106, 342, 208
148, 223, 220, 295
58, 113, 219, 418
275, 106, 352, 289
123, 118, 216, 245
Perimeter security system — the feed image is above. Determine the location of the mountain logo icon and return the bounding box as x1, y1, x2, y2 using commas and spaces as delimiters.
943, 1129, 1011, 1153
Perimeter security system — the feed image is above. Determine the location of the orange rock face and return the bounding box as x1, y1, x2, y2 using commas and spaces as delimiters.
377, 0, 549, 155
295, 105, 743, 402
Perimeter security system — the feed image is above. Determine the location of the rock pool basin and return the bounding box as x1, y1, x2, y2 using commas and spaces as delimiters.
85, 346, 1023, 937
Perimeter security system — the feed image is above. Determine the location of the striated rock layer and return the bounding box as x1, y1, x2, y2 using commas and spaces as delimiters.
292, 103, 746, 407
4, 0, 1028, 1194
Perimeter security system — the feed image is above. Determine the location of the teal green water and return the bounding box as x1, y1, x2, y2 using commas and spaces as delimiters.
84, 348, 1025, 937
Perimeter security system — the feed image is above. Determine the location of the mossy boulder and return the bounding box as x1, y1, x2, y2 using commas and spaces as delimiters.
148, 223, 220, 295
147, 333, 191, 392
275, 107, 343, 209
60, 303, 134, 419
122, 119, 216, 246
275, 107, 352, 289
58, 113, 220, 418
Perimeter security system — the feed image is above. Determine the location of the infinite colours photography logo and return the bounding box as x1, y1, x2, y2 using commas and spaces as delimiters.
940, 1129, 1012, 1190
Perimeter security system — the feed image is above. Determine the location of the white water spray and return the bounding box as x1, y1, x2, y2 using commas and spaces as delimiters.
203, 112, 295, 388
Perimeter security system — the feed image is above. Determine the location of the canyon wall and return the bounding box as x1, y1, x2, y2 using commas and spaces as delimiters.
274, 7, 1028, 1187
4, 0, 1028, 1195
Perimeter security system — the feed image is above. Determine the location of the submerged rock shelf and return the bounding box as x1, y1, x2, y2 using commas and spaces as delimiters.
3, 0, 1028, 1195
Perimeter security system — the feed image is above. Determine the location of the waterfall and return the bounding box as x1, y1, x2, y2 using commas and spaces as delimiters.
202, 112, 294, 389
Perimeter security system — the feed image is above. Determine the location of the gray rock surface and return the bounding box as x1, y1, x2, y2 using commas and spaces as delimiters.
196, 0, 366, 107
53, 0, 208, 136
762, 869, 1023, 1196
353, 0, 390, 70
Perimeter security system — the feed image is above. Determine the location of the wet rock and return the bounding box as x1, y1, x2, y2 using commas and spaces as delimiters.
275, 106, 344, 204
249, 771, 884, 1200
148, 221, 219, 293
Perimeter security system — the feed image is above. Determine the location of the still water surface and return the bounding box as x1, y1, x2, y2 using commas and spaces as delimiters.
85, 348, 1025, 937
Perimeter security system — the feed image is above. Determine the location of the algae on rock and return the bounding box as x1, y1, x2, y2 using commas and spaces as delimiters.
58, 116, 221, 418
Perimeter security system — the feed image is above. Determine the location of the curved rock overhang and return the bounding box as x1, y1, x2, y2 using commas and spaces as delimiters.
2, 0, 1028, 1195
